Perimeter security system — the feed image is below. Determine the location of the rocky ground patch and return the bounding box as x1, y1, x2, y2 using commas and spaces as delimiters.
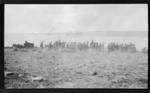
4, 48, 148, 88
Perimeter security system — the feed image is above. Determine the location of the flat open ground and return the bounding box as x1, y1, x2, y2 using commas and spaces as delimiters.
4, 48, 148, 88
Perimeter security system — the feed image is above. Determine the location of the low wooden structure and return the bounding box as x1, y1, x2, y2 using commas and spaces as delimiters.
24, 41, 34, 48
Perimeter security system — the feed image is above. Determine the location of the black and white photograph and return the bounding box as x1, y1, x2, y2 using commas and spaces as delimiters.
4, 4, 148, 88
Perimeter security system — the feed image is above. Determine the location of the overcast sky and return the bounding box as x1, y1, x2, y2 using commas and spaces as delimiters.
4, 4, 148, 49
5, 4, 148, 34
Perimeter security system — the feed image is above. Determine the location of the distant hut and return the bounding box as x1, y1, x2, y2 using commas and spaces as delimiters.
24, 41, 34, 48
12, 44, 23, 51
12, 44, 23, 48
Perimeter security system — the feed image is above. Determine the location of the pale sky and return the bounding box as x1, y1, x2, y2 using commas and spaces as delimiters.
4, 4, 148, 50
5, 4, 148, 34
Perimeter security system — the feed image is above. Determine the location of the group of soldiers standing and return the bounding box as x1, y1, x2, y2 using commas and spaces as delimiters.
107, 42, 136, 52
12, 40, 137, 53
43, 40, 137, 52
44, 40, 104, 51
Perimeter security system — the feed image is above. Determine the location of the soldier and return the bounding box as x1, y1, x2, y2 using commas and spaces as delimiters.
58, 40, 61, 48
90, 40, 94, 49
109, 43, 112, 52
77, 42, 80, 51
98, 43, 101, 51
40, 41, 44, 48
66, 43, 69, 49
49, 42, 52, 49
131, 44, 136, 53
102, 43, 104, 52
115, 43, 118, 51
75, 42, 77, 50
86, 42, 89, 50
118, 44, 122, 52
142, 47, 147, 53
62, 42, 66, 49
107, 43, 110, 52
121, 44, 123, 52
125, 44, 128, 52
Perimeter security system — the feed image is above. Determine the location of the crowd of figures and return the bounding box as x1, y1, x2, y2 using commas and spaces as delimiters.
43, 40, 137, 53
44, 40, 104, 51
12, 40, 137, 53
107, 43, 136, 53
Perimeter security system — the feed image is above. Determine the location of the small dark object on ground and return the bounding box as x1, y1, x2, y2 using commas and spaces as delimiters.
5, 72, 20, 80
92, 72, 98, 75
137, 78, 147, 84
5, 71, 14, 77
38, 57, 42, 59
52, 56, 55, 59
76, 72, 82, 74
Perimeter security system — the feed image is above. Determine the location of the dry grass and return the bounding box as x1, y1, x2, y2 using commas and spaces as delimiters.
4, 48, 148, 88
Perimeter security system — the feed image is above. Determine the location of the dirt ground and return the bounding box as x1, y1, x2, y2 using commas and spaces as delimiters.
4, 48, 148, 88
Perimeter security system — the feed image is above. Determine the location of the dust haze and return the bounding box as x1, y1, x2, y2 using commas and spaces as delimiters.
4, 4, 148, 88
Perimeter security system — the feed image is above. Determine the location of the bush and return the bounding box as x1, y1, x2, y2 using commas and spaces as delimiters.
141, 48, 147, 54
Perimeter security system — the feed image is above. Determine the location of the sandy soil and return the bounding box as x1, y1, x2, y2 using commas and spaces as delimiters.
4, 48, 148, 88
